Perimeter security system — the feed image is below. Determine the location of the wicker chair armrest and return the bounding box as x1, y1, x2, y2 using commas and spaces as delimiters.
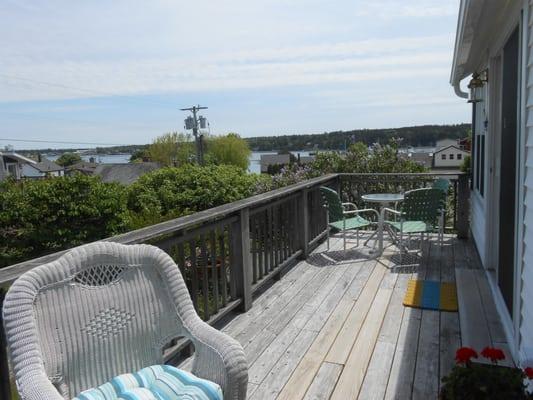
186, 319, 248, 400
13, 373, 64, 400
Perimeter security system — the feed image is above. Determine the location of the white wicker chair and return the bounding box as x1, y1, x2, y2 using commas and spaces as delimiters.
2, 242, 248, 400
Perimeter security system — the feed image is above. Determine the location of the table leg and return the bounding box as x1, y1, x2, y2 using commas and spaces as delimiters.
369, 205, 385, 256
377, 206, 384, 255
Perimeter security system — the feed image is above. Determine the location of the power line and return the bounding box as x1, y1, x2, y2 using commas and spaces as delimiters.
0, 138, 136, 146
0, 110, 167, 131
0, 73, 178, 108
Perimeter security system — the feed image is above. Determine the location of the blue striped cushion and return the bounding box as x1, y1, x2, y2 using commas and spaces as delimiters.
74, 365, 223, 400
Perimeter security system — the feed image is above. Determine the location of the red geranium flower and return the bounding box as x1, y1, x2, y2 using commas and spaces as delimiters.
481, 347, 506, 363
525, 367, 533, 379
455, 347, 478, 364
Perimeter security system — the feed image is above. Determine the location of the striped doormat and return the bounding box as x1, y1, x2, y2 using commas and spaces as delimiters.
403, 279, 458, 312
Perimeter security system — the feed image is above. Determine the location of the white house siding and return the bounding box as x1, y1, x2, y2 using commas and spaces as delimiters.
433, 146, 470, 168
520, 0, 533, 364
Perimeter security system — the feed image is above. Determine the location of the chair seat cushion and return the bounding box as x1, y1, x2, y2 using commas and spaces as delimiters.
386, 220, 433, 233
74, 365, 223, 400
329, 215, 371, 231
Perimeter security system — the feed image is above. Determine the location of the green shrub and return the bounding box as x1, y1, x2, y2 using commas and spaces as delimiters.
311, 140, 427, 174
460, 154, 471, 174
0, 175, 129, 267
126, 165, 265, 227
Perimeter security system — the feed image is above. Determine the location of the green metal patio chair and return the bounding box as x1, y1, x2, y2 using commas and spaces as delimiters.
383, 188, 443, 262
320, 186, 379, 251
432, 178, 450, 244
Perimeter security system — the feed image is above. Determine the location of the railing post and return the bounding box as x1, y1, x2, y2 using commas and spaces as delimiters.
0, 288, 13, 400
299, 188, 310, 258
231, 208, 252, 312
456, 174, 470, 239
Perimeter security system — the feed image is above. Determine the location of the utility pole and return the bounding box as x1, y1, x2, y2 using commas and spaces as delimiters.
181, 105, 208, 165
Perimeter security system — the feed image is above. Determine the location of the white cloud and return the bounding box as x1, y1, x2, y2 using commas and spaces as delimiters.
0, 35, 452, 102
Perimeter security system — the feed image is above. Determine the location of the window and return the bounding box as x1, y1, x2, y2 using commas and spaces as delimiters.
450, 154, 455, 160
441, 154, 446, 160
6, 163, 17, 176
457, 153, 462, 160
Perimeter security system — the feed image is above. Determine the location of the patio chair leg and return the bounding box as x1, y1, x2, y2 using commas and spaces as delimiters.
344, 231, 346, 251
357, 229, 360, 247
399, 231, 403, 265
327, 227, 330, 251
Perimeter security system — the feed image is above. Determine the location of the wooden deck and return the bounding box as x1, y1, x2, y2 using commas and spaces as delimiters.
214, 233, 509, 399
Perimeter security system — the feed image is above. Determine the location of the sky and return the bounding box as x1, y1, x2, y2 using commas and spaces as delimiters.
0, 0, 469, 150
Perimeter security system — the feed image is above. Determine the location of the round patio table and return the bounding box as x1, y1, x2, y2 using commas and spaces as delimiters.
361, 193, 404, 255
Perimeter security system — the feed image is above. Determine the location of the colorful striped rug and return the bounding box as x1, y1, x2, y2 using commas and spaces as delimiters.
403, 279, 458, 312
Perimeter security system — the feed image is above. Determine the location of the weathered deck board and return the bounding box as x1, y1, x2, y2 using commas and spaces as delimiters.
211, 234, 510, 400
303, 362, 343, 400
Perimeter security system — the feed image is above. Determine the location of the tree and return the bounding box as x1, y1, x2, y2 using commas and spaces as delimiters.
129, 149, 151, 163
206, 133, 251, 170
55, 152, 82, 166
0, 175, 129, 267
148, 132, 195, 167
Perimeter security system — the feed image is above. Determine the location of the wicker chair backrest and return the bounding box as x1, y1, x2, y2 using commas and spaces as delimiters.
2, 242, 188, 398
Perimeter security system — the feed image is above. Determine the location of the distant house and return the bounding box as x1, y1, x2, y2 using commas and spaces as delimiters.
260, 154, 290, 173
0, 151, 38, 181
93, 162, 160, 185
433, 145, 470, 169
458, 137, 471, 151
22, 158, 64, 178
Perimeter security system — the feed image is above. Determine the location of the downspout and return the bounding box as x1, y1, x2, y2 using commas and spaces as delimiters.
454, 81, 468, 99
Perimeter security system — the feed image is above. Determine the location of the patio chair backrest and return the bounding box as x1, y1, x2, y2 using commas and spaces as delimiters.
2, 242, 192, 398
401, 188, 443, 224
432, 178, 450, 193
320, 186, 344, 223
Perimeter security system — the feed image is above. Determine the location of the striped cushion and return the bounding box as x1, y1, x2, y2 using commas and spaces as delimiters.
74, 365, 223, 400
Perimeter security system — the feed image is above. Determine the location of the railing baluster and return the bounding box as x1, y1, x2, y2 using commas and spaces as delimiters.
299, 188, 310, 258
210, 230, 219, 315
176, 242, 187, 286
188, 239, 199, 311
219, 228, 228, 307
199, 235, 210, 320
227, 228, 237, 300
251, 216, 258, 284
267, 207, 274, 273
259, 211, 265, 279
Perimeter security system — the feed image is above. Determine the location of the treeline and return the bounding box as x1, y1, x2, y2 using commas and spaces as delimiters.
246, 123, 471, 151
14, 124, 470, 156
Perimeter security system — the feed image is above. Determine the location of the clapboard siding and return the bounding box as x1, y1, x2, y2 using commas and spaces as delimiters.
520, 0, 533, 364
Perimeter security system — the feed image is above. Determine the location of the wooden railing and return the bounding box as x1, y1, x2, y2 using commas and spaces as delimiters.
0, 172, 469, 399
